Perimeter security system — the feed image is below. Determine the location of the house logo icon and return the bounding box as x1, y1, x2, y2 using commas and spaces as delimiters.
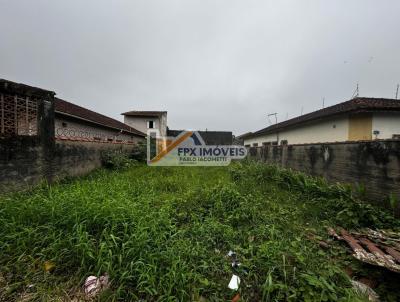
147, 130, 247, 166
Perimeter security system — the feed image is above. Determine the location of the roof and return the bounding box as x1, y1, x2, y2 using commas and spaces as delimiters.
121, 110, 167, 117
0, 78, 55, 98
249, 97, 400, 138
55, 98, 146, 137
236, 132, 253, 139
167, 129, 233, 145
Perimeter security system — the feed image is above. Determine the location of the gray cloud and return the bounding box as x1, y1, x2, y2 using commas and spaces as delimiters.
1, 0, 399, 134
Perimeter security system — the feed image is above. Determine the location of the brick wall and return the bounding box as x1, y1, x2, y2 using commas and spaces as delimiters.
248, 140, 400, 211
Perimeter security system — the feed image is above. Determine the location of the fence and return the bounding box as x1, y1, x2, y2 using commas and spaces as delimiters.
247, 140, 400, 213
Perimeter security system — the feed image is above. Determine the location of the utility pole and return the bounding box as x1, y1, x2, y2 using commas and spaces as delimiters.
322, 97, 325, 109
396, 84, 399, 99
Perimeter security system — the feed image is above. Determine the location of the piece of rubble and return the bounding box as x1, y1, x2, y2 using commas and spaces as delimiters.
227, 250, 236, 257
318, 240, 330, 249
329, 227, 400, 273
83, 273, 109, 298
351, 280, 380, 302
327, 227, 342, 240
231, 293, 240, 302
44, 261, 55, 273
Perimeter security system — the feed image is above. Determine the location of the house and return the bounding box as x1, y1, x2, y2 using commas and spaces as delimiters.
1, 78, 146, 191
233, 132, 252, 145
121, 110, 233, 145
167, 129, 233, 145
0, 78, 145, 143
243, 97, 400, 147
122, 111, 168, 137
55, 98, 145, 144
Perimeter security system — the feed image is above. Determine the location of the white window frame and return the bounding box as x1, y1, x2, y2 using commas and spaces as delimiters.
147, 120, 155, 129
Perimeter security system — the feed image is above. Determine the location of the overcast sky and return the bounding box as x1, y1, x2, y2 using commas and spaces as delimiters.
1, 1, 399, 134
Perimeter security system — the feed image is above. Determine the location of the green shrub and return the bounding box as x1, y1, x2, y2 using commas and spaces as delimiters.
101, 150, 136, 170
130, 141, 147, 162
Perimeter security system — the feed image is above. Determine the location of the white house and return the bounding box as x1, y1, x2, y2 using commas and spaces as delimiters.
121, 111, 168, 137
243, 97, 400, 146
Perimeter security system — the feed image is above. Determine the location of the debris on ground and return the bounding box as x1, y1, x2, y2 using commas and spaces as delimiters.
43, 261, 56, 273
231, 292, 240, 302
351, 280, 380, 302
26, 284, 35, 292
83, 273, 109, 298
329, 227, 400, 273
227, 250, 236, 257
228, 274, 240, 290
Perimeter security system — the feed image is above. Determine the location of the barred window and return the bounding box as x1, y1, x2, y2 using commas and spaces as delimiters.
1, 93, 38, 137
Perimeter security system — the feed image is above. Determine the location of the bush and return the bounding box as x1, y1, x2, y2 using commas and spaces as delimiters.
130, 141, 147, 162
101, 150, 136, 170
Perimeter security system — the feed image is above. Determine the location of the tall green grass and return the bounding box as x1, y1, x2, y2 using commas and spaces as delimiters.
0, 163, 398, 301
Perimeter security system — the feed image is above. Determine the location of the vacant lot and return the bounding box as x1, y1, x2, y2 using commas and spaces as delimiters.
0, 161, 399, 301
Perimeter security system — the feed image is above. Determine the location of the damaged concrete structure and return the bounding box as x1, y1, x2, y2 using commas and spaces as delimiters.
0, 79, 145, 192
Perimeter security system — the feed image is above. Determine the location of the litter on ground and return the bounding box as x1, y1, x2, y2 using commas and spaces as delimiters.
83, 273, 109, 298
228, 274, 240, 290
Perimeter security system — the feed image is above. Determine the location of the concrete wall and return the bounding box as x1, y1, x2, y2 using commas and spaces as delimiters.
52, 140, 135, 180
372, 112, 400, 139
0, 136, 44, 191
248, 140, 400, 212
0, 137, 137, 192
124, 113, 167, 137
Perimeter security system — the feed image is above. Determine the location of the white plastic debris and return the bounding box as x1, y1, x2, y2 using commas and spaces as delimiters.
228, 274, 240, 290
231, 261, 241, 268
84, 273, 109, 298
227, 250, 236, 257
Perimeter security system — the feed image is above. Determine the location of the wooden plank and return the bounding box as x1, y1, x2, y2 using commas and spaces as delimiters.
385, 246, 400, 263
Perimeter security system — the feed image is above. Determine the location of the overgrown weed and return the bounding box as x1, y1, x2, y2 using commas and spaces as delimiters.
0, 162, 398, 301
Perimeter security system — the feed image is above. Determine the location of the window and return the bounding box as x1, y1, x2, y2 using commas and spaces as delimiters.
262, 142, 272, 146
1, 93, 38, 137
280, 140, 288, 145
244, 144, 250, 147
147, 120, 155, 129
253, 143, 258, 147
